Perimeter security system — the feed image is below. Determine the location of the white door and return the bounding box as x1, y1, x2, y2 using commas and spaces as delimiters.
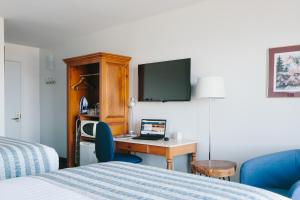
4, 61, 22, 139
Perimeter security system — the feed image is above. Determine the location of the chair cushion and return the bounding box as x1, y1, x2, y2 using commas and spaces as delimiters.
114, 153, 142, 163
263, 187, 289, 198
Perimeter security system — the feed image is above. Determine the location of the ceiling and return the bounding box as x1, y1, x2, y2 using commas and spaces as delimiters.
0, 0, 199, 47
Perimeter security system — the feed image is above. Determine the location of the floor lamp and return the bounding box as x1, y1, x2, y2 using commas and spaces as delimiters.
196, 77, 225, 160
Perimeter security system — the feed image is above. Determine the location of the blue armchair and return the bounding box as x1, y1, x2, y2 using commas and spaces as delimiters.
240, 150, 300, 199
95, 122, 142, 163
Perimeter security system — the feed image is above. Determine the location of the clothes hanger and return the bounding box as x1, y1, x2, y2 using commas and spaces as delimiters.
71, 77, 93, 91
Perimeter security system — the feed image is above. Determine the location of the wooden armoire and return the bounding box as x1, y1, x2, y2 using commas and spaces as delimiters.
64, 52, 131, 167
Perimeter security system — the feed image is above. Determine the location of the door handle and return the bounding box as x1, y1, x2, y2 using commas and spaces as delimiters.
11, 113, 21, 121
11, 117, 20, 120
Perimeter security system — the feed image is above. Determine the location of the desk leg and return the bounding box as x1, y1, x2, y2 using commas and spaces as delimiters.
191, 152, 196, 174
192, 152, 196, 162
167, 159, 173, 170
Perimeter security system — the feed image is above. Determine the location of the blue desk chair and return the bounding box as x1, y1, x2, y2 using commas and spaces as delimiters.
240, 150, 300, 199
95, 122, 142, 163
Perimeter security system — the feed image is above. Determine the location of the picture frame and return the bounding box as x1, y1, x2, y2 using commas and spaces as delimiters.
268, 45, 300, 97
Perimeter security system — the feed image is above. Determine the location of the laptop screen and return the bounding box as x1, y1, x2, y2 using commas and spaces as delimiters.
140, 119, 166, 136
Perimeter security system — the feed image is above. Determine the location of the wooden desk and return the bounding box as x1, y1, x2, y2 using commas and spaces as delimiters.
114, 136, 198, 170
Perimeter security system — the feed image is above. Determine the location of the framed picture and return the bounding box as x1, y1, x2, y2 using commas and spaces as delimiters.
268, 45, 300, 97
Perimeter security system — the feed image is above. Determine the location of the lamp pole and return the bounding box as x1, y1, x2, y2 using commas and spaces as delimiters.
196, 76, 225, 161
208, 98, 213, 160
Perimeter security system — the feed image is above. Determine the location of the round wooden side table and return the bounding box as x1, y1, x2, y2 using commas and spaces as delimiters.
191, 160, 237, 181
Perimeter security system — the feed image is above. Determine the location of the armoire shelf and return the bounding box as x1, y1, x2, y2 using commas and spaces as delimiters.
64, 52, 131, 167
79, 114, 99, 120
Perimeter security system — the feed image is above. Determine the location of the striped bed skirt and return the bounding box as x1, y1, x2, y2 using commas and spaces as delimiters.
0, 136, 59, 180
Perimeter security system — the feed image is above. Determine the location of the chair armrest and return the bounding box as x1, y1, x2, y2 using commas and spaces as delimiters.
289, 180, 300, 200
240, 157, 271, 188
240, 150, 300, 188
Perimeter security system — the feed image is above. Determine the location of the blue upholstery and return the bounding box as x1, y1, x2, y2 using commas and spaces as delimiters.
240, 150, 300, 199
95, 122, 142, 164
114, 153, 142, 163
265, 188, 289, 197
95, 122, 115, 162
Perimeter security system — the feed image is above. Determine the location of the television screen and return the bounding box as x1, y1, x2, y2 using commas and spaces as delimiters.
138, 58, 191, 102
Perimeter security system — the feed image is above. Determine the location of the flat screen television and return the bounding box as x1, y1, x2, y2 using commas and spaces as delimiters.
138, 58, 191, 102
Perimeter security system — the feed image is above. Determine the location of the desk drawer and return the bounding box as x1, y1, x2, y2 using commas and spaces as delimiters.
116, 142, 130, 150
148, 146, 166, 156
116, 142, 148, 153
131, 143, 148, 153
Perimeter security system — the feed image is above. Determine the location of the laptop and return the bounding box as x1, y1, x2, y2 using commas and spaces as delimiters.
132, 119, 167, 140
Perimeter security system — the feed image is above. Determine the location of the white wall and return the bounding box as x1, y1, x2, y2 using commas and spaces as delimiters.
39, 49, 56, 146
0, 18, 4, 136
5, 43, 40, 142
42, 0, 300, 178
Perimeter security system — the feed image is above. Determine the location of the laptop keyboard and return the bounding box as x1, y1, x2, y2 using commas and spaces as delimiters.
132, 136, 163, 140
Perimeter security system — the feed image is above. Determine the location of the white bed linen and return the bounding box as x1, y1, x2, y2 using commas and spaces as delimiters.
0, 136, 59, 180
0, 162, 291, 200
1, 176, 92, 200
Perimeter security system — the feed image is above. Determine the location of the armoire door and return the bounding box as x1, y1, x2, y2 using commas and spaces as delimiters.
100, 58, 129, 135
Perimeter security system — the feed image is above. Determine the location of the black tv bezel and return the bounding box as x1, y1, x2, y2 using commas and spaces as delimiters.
138, 58, 191, 102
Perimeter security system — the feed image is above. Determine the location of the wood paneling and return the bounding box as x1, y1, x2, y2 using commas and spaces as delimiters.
108, 122, 127, 135
100, 58, 129, 136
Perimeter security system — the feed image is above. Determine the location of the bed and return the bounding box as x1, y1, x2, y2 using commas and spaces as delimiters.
0, 161, 290, 200
0, 136, 59, 180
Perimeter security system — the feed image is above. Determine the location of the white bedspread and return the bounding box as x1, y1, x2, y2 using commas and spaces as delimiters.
0, 162, 290, 200
1, 176, 91, 200
0, 136, 59, 180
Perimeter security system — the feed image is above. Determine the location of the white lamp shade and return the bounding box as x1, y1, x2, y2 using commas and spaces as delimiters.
196, 76, 225, 99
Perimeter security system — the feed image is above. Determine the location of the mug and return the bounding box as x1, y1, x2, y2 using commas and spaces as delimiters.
173, 132, 183, 141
